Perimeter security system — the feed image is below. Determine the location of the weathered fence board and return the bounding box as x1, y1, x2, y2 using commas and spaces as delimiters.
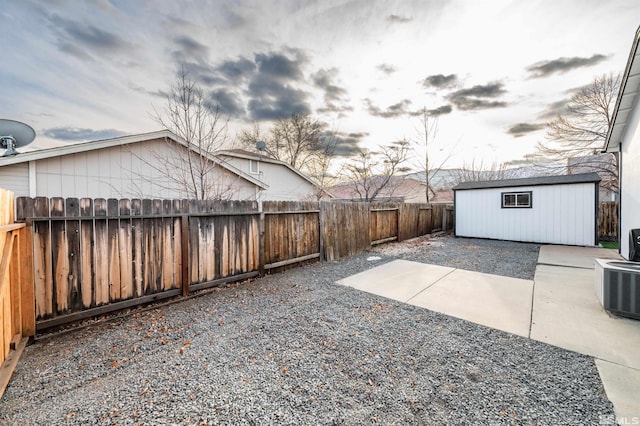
321, 202, 371, 261
263, 201, 320, 269
0, 189, 35, 399
16, 197, 452, 329
599, 201, 619, 241
370, 203, 399, 245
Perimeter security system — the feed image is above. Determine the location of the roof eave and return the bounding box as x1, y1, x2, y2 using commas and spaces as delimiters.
603, 25, 640, 153
0, 129, 179, 166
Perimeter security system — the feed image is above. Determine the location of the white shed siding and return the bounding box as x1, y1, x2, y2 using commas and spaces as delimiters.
455, 182, 596, 246
620, 94, 640, 259
0, 162, 29, 196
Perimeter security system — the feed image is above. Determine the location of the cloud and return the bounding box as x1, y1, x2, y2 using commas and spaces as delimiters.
254, 51, 306, 79
377, 64, 397, 75
364, 98, 413, 118
537, 99, 571, 120
312, 68, 352, 114
418, 104, 453, 117
173, 35, 210, 60
526, 54, 608, 78
320, 131, 367, 157
422, 74, 458, 89
216, 56, 256, 82
506, 122, 545, 137
247, 88, 311, 120
245, 50, 312, 120
181, 62, 227, 86
447, 82, 508, 111
173, 35, 209, 58
312, 68, 348, 101
210, 88, 245, 117
43, 127, 127, 142
47, 13, 131, 60
387, 14, 412, 23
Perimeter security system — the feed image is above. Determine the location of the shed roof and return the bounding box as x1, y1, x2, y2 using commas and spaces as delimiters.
452, 172, 601, 191
604, 25, 640, 153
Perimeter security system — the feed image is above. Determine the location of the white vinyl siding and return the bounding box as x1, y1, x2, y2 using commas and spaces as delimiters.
219, 155, 315, 201
620, 93, 640, 259
0, 162, 29, 196
455, 182, 597, 246
31, 139, 257, 200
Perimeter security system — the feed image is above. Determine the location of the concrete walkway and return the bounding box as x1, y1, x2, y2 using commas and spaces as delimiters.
337, 245, 640, 422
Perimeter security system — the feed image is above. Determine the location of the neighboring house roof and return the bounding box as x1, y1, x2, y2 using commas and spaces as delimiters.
0, 129, 268, 189
329, 176, 426, 201
217, 149, 319, 189
452, 172, 601, 191
604, 25, 640, 152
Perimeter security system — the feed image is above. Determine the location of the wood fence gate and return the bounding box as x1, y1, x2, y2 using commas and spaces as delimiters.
0, 189, 35, 398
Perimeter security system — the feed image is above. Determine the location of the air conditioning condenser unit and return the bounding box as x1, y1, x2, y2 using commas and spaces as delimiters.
595, 258, 640, 320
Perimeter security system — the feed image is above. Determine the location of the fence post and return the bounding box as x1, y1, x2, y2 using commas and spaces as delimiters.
258, 201, 265, 276
395, 204, 400, 242
180, 214, 189, 297
442, 205, 448, 231
318, 201, 325, 261
18, 226, 35, 337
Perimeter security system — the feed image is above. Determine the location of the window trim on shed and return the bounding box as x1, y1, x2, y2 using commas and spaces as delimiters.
501, 191, 532, 208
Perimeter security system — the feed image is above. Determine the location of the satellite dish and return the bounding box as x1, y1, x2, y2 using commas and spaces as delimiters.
0, 119, 36, 157
256, 140, 266, 152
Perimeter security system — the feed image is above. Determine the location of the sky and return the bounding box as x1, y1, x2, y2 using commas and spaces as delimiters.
1, 0, 639, 170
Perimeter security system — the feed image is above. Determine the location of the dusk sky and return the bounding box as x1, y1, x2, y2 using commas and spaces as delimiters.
2, 0, 639, 169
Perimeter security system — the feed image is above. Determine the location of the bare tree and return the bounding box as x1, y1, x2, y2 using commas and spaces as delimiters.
238, 113, 325, 170
533, 72, 620, 192
449, 159, 513, 186
411, 107, 455, 203
304, 132, 342, 200
237, 121, 268, 152
342, 140, 411, 202
149, 68, 238, 200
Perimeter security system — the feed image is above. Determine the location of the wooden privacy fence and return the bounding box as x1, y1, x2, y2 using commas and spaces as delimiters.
15, 197, 453, 330
0, 189, 35, 398
599, 201, 619, 241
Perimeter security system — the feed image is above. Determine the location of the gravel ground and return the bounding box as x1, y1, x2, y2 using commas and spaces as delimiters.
0, 234, 613, 425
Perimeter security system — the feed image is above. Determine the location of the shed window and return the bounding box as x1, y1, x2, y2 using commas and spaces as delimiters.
501, 191, 531, 208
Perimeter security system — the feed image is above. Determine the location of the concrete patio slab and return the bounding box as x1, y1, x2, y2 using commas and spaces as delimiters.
407, 269, 533, 337
596, 359, 640, 423
337, 245, 640, 419
537, 245, 622, 269
530, 264, 640, 370
336, 259, 454, 302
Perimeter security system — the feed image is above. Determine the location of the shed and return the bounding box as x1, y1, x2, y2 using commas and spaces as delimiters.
453, 173, 601, 246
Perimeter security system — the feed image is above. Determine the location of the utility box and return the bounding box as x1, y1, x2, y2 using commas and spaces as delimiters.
630, 229, 640, 261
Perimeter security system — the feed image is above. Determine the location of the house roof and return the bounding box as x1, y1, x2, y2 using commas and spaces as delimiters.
217, 149, 319, 189
0, 129, 268, 189
604, 25, 640, 153
328, 176, 426, 201
452, 172, 601, 191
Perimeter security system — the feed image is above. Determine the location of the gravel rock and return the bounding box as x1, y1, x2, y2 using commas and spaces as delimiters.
0, 234, 613, 424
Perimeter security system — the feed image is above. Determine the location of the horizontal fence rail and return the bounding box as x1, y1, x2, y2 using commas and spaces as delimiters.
15, 197, 453, 330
